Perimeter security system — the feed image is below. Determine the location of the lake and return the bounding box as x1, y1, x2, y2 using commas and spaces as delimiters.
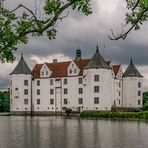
0, 116, 148, 148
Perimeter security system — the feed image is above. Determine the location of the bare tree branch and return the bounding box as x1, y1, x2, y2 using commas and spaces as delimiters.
11, 4, 38, 22
132, 0, 140, 11
108, 7, 148, 40
58, 11, 69, 21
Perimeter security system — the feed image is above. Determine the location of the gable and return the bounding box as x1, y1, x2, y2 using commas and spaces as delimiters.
40, 63, 51, 77
68, 61, 80, 76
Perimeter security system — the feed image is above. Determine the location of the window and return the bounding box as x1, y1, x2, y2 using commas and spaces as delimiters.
24, 89, 28, 95
42, 71, 44, 75
79, 88, 83, 94
78, 98, 83, 105
64, 79, 67, 85
50, 89, 54, 95
119, 91, 121, 96
138, 91, 141, 96
37, 89, 40, 95
24, 80, 28, 86
94, 86, 99, 93
64, 99, 68, 105
119, 99, 120, 105
94, 75, 99, 81
94, 97, 99, 104
46, 71, 48, 75
74, 69, 77, 73
50, 79, 53, 85
119, 82, 121, 88
50, 99, 54, 105
15, 88, 18, 91
138, 82, 141, 88
64, 88, 68, 94
79, 78, 82, 84
24, 99, 28, 105
37, 99, 40, 105
138, 100, 141, 105
69, 69, 72, 74
37, 80, 40, 86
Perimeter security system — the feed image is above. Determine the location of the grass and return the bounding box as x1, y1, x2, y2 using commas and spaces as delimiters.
80, 111, 148, 119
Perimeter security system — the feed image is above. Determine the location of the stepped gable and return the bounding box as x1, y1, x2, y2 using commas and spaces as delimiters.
10, 54, 32, 75
85, 46, 110, 69
112, 65, 121, 76
123, 58, 143, 77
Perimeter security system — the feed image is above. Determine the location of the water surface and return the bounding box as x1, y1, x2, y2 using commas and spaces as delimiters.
0, 116, 148, 148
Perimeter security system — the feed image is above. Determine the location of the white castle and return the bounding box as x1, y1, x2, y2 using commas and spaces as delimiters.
10, 46, 143, 115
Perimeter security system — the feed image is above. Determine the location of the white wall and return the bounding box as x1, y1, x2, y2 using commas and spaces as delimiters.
33, 76, 85, 112
10, 74, 32, 112
123, 77, 143, 107
83, 68, 113, 111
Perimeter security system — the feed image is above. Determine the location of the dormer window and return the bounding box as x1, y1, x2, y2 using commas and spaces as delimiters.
40, 64, 51, 77
74, 69, 77, 73
68, 61, 80, 76
69, 69, 72, 74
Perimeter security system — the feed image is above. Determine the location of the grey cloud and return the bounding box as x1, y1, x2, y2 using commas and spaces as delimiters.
1, 0, 148, 89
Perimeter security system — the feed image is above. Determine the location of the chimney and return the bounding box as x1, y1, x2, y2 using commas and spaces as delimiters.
53, 59, 57, 63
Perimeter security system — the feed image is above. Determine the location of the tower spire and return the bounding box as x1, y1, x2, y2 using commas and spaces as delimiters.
130, 58, 133, 64
96, 44, 99, 52
21, 53, 23, 58
75, 45, 81, 61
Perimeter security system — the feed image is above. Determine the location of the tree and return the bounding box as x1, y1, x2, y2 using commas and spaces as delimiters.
0, 91, 10, 112
0, 0, 92, 62
0, 0, 148, 62
109, 0, 148, 40
143, 91, 148, 104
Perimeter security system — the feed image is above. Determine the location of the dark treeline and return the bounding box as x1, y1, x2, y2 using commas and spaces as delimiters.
0, 91, 10, 112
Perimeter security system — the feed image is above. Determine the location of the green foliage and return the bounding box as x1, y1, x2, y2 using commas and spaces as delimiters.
80, 111, 148, 119
141, 103, 148, 111
0, 91, 10, 112
126, 0, 148, 30
0, 0, 92, 62
143, 91, 148, 104
109, 0, 148, 40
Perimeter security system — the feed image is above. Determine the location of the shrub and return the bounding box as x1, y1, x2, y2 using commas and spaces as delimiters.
141, 104, 148, 111
80, 111, 148, 120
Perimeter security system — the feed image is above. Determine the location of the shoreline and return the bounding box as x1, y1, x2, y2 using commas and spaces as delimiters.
1, 111, 148, 121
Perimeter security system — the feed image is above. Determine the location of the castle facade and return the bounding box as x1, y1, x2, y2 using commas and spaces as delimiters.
10, 46, 143, 114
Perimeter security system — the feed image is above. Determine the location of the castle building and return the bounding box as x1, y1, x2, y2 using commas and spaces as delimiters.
10, 47, 143, 115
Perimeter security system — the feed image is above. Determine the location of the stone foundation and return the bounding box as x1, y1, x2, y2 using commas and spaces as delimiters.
11, 111, 64, 116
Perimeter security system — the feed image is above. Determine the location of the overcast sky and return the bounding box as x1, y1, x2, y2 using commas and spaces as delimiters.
1, 0, 148, 90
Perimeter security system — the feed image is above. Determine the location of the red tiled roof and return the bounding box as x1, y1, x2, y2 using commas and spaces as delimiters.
32, 64, 43, 79
112, 65, 121, 76
46, 61, 71, 77
75, 59, 90, 75
32, 59, 113, 79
